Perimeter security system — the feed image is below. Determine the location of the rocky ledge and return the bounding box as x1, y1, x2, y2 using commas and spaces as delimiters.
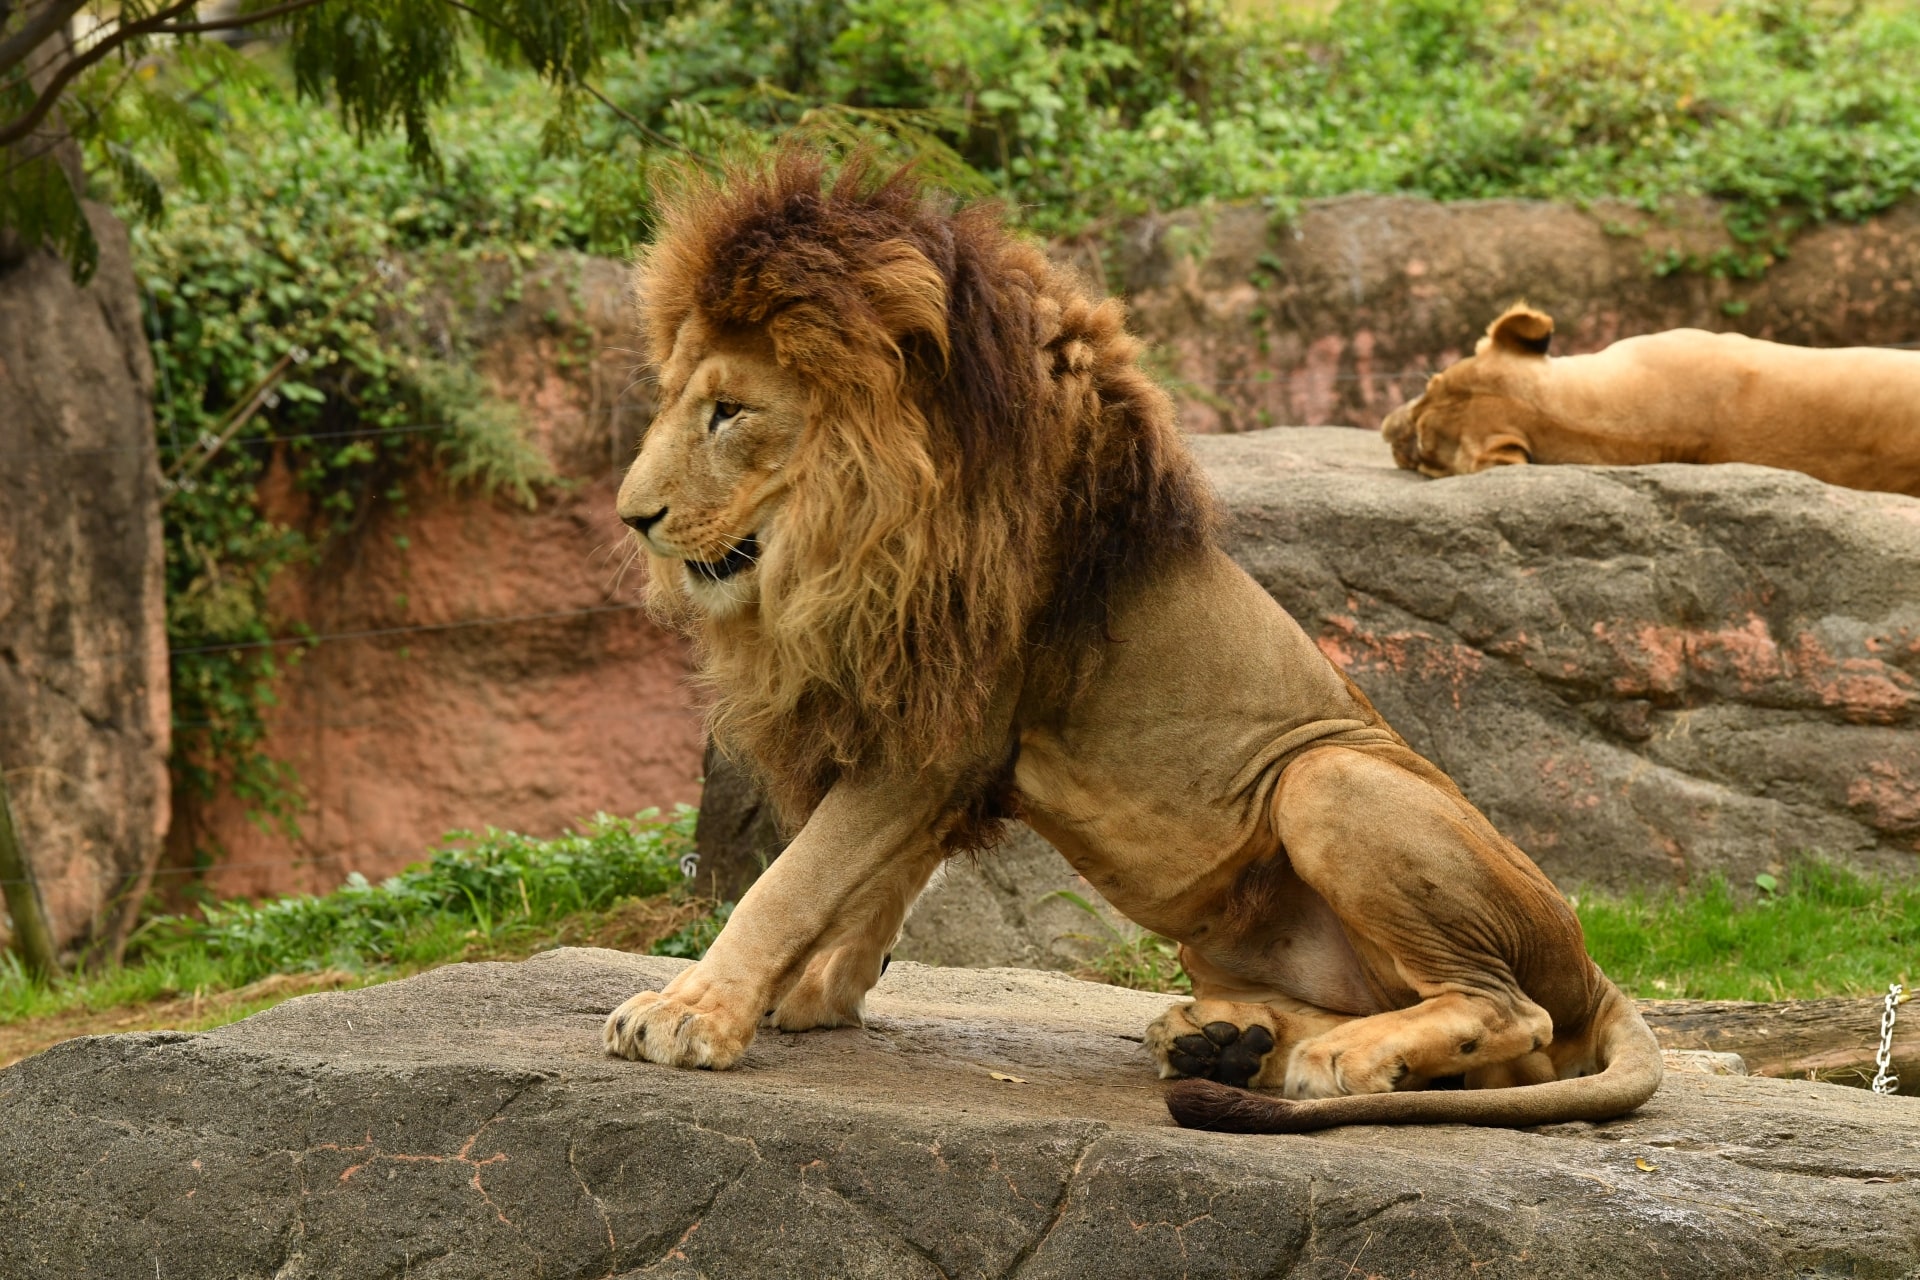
1199, 429, 1920, 891
3, 949, 1917, 1278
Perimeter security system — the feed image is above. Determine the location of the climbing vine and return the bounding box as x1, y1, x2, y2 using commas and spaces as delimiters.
138, 68, 580, 824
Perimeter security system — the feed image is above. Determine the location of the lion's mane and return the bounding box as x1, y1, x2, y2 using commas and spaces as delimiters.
637, 154, 1215, 843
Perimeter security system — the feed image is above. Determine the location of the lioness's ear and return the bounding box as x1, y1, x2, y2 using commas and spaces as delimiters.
1484, 305, 1554, 357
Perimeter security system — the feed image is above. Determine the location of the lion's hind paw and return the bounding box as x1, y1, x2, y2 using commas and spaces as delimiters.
1147, 1002, 1282, 1088
1168, 1021, 1276, 1088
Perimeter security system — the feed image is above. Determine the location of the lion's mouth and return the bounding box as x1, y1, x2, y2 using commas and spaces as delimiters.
686, 534, 760, 583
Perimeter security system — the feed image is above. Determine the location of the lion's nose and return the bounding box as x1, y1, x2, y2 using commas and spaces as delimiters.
622, 507, 667, 537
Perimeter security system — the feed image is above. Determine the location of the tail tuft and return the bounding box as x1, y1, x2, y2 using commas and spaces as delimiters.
1165, 1079, 1309, 1133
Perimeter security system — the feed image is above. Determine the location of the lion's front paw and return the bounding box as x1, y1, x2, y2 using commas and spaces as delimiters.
604, 987, 754, 1069
1146, 1002, 1279, 1088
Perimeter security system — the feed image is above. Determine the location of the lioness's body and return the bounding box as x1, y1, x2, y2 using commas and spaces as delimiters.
1384, 305, 1920, 496
606, 159, 1661, 1131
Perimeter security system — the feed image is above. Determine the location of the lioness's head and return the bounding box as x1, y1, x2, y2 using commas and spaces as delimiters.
1382, 304, 1555, 477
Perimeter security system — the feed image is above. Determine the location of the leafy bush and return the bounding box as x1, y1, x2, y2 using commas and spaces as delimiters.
649, 900, 735, 959
595, 0, 1920, 246
176, 807, 699, 981
0, 808, 704, 1030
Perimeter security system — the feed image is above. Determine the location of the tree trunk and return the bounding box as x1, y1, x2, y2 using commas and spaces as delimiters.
0, 201, 170, 963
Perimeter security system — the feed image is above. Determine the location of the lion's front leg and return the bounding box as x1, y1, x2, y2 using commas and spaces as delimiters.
605, 773, 945, 1069
765, 855, 938, 1032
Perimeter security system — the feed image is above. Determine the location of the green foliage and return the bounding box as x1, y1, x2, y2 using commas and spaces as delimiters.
649, 900, 734, 960
1575, 860, 1919, 1002
0, 0, 669, 278
139, 70, 570, 817
0, 807, 699, 1027
183, 807, 697, 978
595, 0, 1920, 251
1046, 888, 1191, 993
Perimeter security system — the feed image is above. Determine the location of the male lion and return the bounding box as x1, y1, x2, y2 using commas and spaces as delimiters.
607, 156, 1662, 1132
1384, 303, 1920, 496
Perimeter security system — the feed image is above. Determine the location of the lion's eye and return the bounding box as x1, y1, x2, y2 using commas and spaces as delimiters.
708, 400, 744, 434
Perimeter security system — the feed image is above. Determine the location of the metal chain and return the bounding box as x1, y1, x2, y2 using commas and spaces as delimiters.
1871, 983, 1908, 1096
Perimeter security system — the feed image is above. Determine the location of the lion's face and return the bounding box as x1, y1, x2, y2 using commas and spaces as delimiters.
617, 319, 808, 617
1381, 304, 1557, 477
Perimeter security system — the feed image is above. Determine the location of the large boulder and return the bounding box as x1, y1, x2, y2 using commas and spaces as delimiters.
1204, 429, 1920, 891
3, 948, 1916, 1278
0, 205, 169, 956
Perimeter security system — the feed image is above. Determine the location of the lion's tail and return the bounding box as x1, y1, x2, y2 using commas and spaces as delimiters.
1165, 988, 1663, 1134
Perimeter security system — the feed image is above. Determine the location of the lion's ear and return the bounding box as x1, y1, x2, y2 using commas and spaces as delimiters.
858, 239, 951, 361
1484, 304, 1554, 357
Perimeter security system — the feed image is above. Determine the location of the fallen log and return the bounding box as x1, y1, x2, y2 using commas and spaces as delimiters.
1642, 995, 1916, 1094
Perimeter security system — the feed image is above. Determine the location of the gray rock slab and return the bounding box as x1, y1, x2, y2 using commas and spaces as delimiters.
1200, 428, 1920, 891
4, 948, 1918, 1278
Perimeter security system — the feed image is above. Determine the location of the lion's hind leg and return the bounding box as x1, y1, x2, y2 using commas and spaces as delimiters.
1281, 991, 1555, 1099
1270, 744, 1571, 1101
1146, 996, 1349, 1090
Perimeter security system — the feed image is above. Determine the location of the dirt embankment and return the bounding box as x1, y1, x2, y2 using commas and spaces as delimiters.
169, 255, 702, 900
176, 197, 1920, 899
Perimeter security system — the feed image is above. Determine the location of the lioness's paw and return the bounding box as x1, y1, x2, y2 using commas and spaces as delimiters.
603, 989, 753, 1069
1145, 1003, 1278, 1088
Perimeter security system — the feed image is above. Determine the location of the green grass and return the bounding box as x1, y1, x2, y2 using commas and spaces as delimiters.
0, 807, 726, 1030
1072, 860, 1919, 1002
1575, 862, 1918, 1002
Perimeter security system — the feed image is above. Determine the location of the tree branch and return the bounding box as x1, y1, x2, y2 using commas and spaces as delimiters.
0, 0, 87, 82
151, 0, 333, 38
0, 0, 203, 150
580, 79, 715, 166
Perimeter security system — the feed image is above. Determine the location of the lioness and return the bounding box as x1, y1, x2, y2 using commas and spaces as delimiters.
1384, 303, 1920, 496
607, 156, 1662, 1132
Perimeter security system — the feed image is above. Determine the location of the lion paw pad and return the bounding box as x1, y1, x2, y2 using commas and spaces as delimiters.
1167, 1021, 1276, 1088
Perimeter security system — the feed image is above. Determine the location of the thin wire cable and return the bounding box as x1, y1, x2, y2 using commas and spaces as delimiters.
168, 601, 650, 658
